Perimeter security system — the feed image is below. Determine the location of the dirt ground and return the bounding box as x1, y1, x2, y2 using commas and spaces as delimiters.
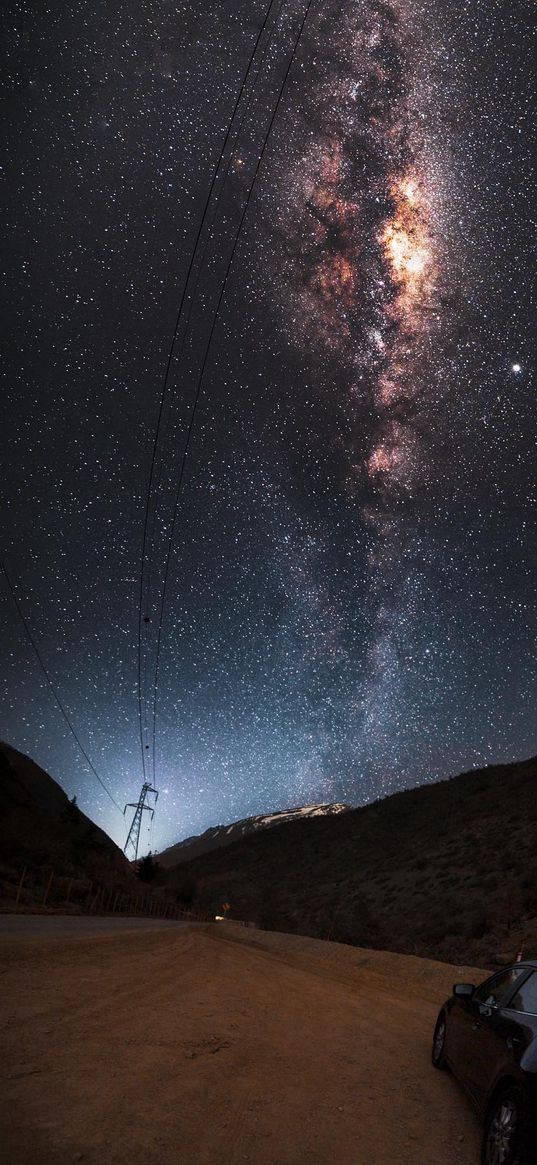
0, 921, 484, 1164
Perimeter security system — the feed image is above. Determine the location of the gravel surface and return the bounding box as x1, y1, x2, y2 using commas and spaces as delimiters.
0, 914, 195, 940
0, 922, 483, 1164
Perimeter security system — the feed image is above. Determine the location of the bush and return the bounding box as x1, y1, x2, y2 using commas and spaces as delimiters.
169, 868, 195, 906
137, 853, 158, 883
461, 909, 488, 940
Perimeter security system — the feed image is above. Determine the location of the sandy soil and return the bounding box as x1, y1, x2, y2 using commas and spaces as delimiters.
0, 921, 484, 1164
0, 915, 196, 939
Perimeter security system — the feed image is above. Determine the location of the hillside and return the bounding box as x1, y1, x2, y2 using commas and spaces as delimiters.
0, 741, 131, 901
165, 755, 537, 966
157, 802, 350, 866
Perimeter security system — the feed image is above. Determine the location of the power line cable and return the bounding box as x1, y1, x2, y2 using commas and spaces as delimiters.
144, 0, 289, 588
137, 0, 281, 783
141, 0, 289, 788
149, 0, 317, 781
1, 559, 124, 816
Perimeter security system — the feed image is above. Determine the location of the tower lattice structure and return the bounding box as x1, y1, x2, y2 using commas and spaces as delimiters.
123, 782, 159, 861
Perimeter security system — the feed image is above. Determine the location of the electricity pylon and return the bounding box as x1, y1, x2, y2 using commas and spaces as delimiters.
123, 782, 159, 861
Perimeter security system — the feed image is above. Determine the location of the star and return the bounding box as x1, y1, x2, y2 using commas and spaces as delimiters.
1, 0, 535, 855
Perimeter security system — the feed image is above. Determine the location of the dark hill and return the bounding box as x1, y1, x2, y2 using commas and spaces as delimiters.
166, 756, 537, 966
0, 741, 130, 890
157, 803, 350, 867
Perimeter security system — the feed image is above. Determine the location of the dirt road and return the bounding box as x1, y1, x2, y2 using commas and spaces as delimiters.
0, 922, 483, 1165
0, 914, 196, 940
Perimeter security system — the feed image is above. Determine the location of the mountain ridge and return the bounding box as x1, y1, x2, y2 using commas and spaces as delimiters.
161, 754, 537, 966
0, 740, 130, 889
156, 802, 351, 866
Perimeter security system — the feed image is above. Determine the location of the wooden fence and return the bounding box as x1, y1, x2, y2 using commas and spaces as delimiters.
3, 867, 212, 923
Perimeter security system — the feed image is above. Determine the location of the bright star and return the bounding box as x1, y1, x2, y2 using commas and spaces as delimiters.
512, 363, 522, 373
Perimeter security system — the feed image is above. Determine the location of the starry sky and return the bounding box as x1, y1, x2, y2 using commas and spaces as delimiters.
2, 0, 536, 855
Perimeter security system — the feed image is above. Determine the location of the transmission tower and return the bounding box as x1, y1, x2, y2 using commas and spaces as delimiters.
123, 783, 159, 861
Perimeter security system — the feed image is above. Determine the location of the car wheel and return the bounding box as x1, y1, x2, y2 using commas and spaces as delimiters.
431, 1012, 448, 1069
481, 1087, 527, 1165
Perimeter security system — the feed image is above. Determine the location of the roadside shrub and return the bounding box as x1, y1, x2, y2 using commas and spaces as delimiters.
461, 909, 488, 940
169, 869, 195, 906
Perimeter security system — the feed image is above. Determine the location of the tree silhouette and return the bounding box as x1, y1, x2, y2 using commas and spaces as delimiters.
137, 852, 158, 883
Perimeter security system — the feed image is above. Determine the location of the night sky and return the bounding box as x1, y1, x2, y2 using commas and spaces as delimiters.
2, 0, 536, 855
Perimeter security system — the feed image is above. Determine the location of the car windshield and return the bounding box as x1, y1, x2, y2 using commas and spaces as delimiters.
506, 971, 537, 1015
474, 968, 526, 1008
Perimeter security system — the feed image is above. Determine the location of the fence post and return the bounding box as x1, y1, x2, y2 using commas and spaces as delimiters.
42, 871, 54, 907
112, 892, 119, 913
15, 867, 27, 907
65, 878, 73, 904
85, 882, 93, 912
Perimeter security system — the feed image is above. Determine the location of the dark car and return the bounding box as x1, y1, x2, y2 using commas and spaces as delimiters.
432, 962, 537, 1164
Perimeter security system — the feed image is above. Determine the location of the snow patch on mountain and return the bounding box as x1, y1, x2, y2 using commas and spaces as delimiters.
156, 803, 351, 867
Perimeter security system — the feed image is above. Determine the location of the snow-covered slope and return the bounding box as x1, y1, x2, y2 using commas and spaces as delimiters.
156, 803, 351, 868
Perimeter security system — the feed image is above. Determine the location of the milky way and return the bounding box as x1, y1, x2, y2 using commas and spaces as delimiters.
269, 0, 535, 790
1, 0, 535, 850
275, 0, 456, 783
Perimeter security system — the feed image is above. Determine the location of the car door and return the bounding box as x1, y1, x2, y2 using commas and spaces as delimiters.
447, 989, 480, 1087
462, 969, 532, 1104
495, 971, 537, 1078
444, 969, 507, 1085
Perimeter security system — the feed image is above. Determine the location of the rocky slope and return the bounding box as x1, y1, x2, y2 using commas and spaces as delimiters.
164, 755, 537, 966
0, 741, 130, 898
156, 802, 350, 866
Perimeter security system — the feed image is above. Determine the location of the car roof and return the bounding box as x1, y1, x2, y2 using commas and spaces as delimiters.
481, 961, 537, 977
499, 961, 537, 971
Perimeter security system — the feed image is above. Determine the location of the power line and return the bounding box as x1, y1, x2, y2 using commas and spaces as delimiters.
149, 0, 317, 780
1, 559, 124, 815
141, 0, 289, 789
143, 0, 289, 593
137, 0, 282, 783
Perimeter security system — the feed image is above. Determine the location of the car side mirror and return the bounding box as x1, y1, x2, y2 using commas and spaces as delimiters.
453, 983, 476, 997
